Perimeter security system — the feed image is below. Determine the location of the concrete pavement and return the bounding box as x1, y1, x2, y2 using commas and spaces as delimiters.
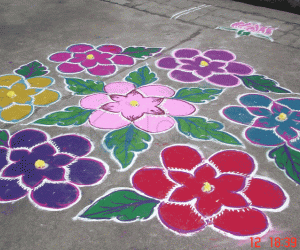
1, 0, 300, 249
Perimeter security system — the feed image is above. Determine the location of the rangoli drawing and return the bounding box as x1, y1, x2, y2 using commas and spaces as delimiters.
0, 129, 108, 211
0, 61, 61, 123
222, 94, 300, 184
216, 21, 277, 42
48, 44, 163, 76
33, 66, 242, 170
155, 48, 290, 93
75, 145, 289, 239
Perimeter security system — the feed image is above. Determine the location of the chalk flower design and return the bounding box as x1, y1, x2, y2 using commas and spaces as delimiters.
230, 21, 277, 36
222, 94, 300, 151
132, 145, 288, 237
0, 129, 108, 210
0, 74, 60, 123
80, 81, 196, 133
155, 49, 253, 86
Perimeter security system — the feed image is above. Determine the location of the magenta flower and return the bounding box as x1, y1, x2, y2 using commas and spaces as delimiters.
48, 44, 135, 76
231, 21, 277, 36
155, 49, 253, 87
80, 81, 196, 133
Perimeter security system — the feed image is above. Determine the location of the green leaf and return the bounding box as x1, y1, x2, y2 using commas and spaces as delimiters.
269, 144, 300, 184
174, 117, 241, 145
252, 33, 274, 42
79, 189, 159, 221
172, 88, 222, 103
125, 66, 158, 87
237, 75, 291, 93
64, 78, 105, 95
33, 107, 93, 126
15, 61, 49, 79
0, 130, 9, 147
237, 30, 251, 36
104, 125, 152, 169
121, 47, 162, 59
216, 27, 238, 32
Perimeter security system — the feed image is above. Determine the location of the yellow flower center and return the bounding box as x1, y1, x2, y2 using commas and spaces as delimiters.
200, 61, 209, 67
86, 54, 95, 60
202, 182, 212, 192
130, 100, 139, 107
6, 90, 17, 98
277, 113, 287, 121
35, 160, 46, 169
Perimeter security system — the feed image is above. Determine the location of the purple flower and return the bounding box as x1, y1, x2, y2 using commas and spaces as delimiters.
48, 44, 135, 76
155, 49, 253, 87
222, 94, 300, 151
0, 129, 108, 211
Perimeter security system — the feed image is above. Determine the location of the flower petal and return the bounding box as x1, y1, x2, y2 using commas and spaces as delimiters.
156, 57, 179, 69
0, 75, 22, 87
169, 70, 202, 83
31, 182, 80, 210
203, 50, 235, 61
51, 134, 92, 157
104, 82, 135, 95
252, 117, 278, 128
207, 74, 240, 87
244, 178, 287, 209
10, 129, 48, 148
67, 44, 94, 53
111, 55, 134, 65
0, 179, 28, 201
271, 102, 291, 115
27, 77, 54, 88
213, 174, 246, 192
161, 145, 203, 171
158, 202, 206, 234
212, 208, 269, 237
80, 93, 111, 110
49, 52, 72, 62
89, 110, 130, 129
68, 158, 106, 185
133, 115, 175, 133
209, 150, 255, 176
277, 98, 300, 111
222, 106, 255, 125
87, 65, 116, 76
97, 45, 123, 54
0, 104, 32, 122
169, 186, 195, 202
160, 99, 196, 116
57, 63, 84, 74
246, 107, 272, 117
0, 147, 8, 171
196, 197, 223, 217
137, 85, 175, 98
245, 127, 284, 146
240, 94, 272, 107
132, 167, 175, 199
68, 53, 86, 63
275, 126, 298, 141
33, 90, 60, 106
225, 62, 253, 75
173, 49, 200, 58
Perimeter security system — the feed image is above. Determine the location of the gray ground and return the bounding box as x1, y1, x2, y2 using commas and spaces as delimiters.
1, 0, 300, 249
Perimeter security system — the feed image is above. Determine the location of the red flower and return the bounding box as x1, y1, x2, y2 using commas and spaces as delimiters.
131, 145, 288, 238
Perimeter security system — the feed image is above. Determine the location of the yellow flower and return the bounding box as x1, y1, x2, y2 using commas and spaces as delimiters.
0, 75, 60, 122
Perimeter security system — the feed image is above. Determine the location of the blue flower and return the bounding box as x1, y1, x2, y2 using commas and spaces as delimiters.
222, 94, 300, 151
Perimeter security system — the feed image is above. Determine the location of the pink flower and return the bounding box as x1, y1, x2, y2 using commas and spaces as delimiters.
132, 145, 289, 237
231, 21, 277, 36
80, 82, 196, 133
48, 44, 135, 76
